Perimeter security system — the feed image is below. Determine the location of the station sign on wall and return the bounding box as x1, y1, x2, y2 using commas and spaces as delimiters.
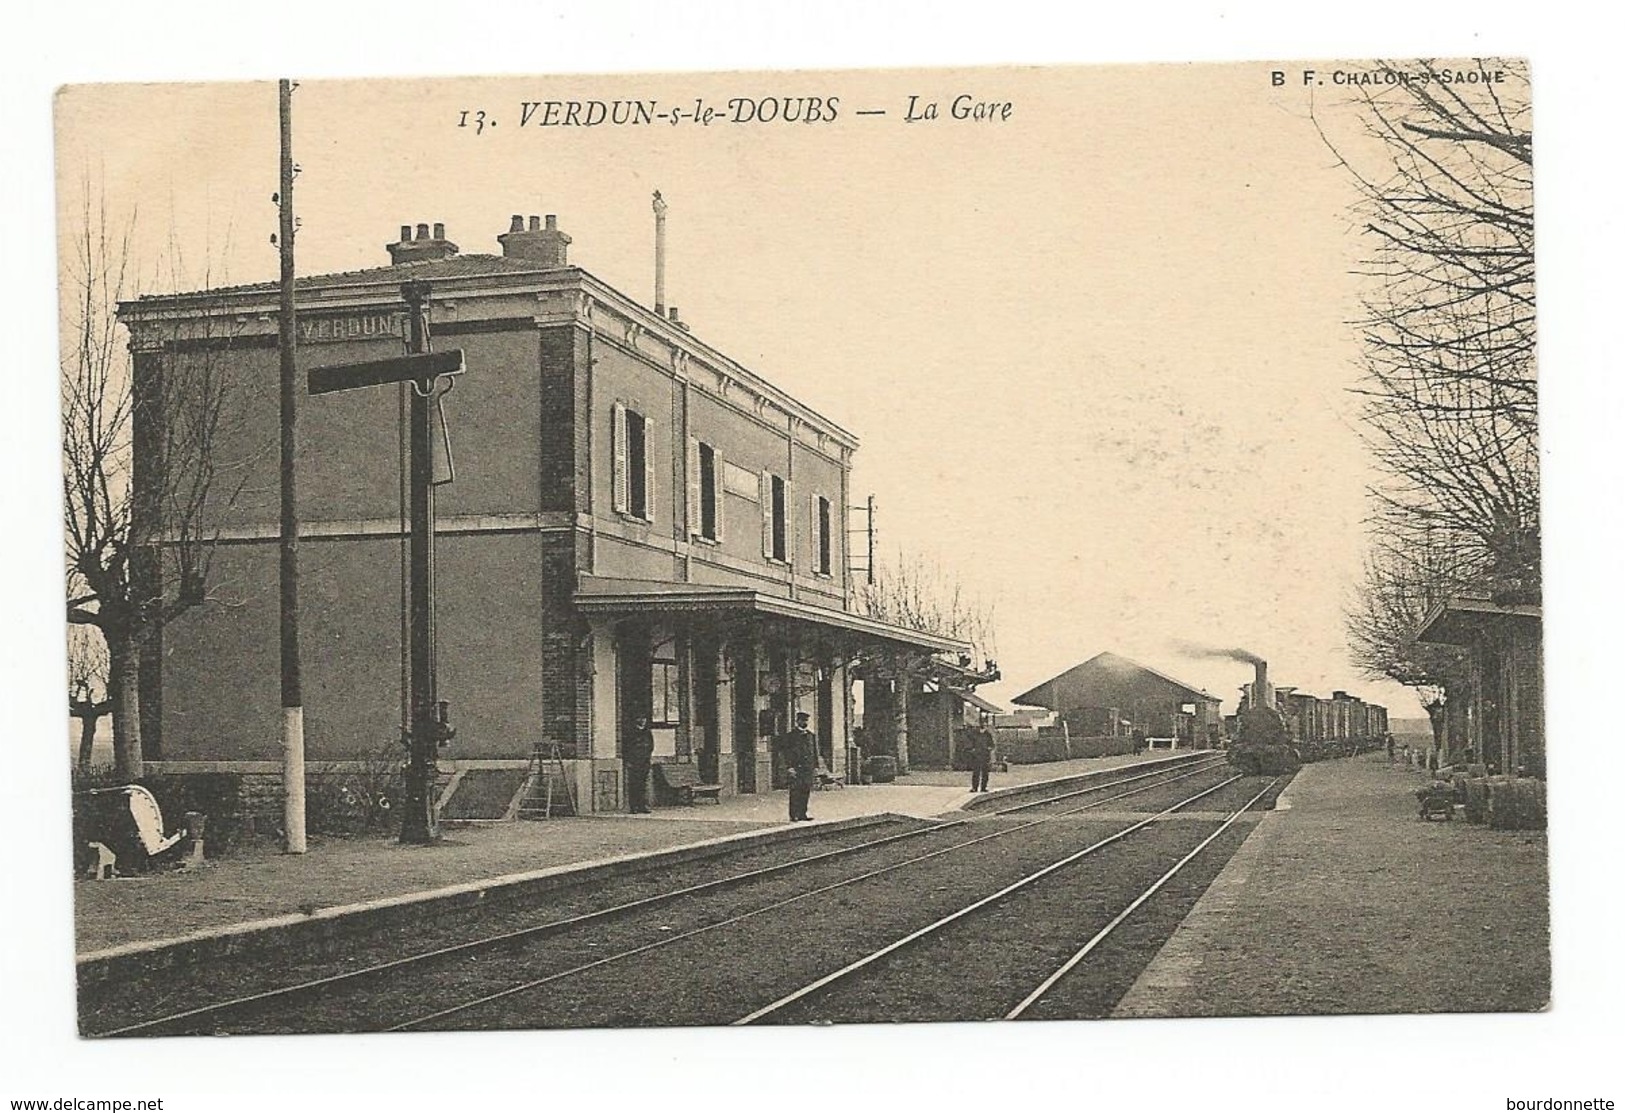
298, 312, 405, 344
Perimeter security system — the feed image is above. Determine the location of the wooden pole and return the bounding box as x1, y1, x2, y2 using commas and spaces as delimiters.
277, 78, 307, 854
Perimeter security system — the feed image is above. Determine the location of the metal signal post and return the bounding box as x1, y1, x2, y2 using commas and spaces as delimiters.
307, 284, 465, 845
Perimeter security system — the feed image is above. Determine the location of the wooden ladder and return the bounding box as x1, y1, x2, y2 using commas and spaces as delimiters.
518, 742, 576, 819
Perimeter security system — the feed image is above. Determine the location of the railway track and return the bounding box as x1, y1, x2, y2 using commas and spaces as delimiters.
740, 777, 1280, 1024
86, 754, 1252, 1036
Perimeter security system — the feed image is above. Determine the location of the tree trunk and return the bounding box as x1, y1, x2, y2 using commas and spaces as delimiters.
76, 712, 100, 774
108, 632, 144, 781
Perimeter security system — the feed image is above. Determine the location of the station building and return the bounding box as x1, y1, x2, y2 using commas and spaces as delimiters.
117, 214, 962, 813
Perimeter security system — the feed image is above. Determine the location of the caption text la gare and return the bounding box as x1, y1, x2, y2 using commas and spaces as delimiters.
905, 94, 1014, 123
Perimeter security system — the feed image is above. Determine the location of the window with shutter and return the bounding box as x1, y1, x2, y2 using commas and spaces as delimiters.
641, 412, 655, 523
687, 437, 701, 538
622, 406, 650, 521
763, 472, 789, 563
809, 490, 821, 574
782, 477, 793, 565
712, 449, 726, 542
698, 442, 718, 541
816, 494, 832, 575
760, 470, 773, 558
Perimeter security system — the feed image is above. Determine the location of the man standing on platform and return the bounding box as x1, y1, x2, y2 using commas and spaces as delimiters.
967, 727, 994, 793
625, 713, 655, 814
775, 712, 819, 822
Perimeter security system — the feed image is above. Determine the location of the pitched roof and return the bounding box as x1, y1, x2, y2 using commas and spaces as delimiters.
1011, 651, 1218, 708
129, 254, 566, 302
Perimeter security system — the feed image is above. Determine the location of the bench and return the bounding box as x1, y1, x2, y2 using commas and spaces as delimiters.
72, 785, 192, 877
653, 764, 723, 806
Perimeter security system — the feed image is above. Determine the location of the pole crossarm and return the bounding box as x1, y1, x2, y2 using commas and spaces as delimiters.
307, 349, 466, 396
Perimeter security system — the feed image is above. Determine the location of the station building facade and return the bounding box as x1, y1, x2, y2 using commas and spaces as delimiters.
118, 215, 961, 813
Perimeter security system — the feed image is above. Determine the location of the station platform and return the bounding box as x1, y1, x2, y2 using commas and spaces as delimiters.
1113, 752, 1550, 1017
73, 751, 1164, 960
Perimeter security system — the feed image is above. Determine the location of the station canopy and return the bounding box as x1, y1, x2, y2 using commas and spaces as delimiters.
573, 575, 968, 659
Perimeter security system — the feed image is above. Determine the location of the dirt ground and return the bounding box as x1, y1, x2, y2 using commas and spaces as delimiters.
1115, 755, 1550, 1017
73, 816, 768, 954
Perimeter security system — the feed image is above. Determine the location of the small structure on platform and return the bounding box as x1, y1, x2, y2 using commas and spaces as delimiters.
1417, 588, 1543, 779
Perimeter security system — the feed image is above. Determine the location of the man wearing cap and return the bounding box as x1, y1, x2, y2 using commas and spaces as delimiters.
624, 713, 655, 814
774, 712, 820, 822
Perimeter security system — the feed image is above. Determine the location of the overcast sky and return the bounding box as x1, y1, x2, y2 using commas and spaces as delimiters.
56, 65, 1456, 716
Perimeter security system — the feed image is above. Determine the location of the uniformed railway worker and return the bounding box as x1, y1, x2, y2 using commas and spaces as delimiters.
774, 712, 820, 822
967, 727, 994, 793
625, 713, 655, 814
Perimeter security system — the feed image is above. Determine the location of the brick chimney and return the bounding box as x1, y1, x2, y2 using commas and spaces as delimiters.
387, 221, 459, 265
498, 213, 571, 267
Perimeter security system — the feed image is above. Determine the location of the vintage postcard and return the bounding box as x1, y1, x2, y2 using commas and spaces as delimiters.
53, 58, 1545, 1051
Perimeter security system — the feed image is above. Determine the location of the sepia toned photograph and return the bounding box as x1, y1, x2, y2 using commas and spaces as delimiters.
48, 57, 1550, 1044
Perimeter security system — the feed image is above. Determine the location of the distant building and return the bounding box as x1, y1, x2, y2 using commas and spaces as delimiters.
1010, 651, 1222, 747
117, 213, 962, 813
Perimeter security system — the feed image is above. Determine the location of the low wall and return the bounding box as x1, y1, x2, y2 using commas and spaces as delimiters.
994, 731, 1143, 764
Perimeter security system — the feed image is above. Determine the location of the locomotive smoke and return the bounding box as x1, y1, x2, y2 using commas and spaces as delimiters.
1173, 642, 1269, 706
1171, 641, 1264, 667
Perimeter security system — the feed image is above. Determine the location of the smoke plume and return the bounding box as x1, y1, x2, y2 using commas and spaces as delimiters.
1171, 640, 1264, 666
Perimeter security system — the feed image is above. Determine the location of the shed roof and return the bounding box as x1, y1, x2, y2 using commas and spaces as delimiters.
573, 576, 969, 656
954, 690, 1007, 715
1417, 594, 1543, 646
1011, 651, 1219, 708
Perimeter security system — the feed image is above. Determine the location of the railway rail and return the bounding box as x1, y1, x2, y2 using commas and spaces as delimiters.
739, 777, 1280, 1024
86, 754, 1252, 1036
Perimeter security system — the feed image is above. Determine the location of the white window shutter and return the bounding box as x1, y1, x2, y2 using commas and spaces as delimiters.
643, 413, 656, 523
687, 437, 701, 537
809, 490, 821, 573
760, 470, 773, 558
714, 450, 726, 542
784, 478, 795, 565
612, 402, 628, 514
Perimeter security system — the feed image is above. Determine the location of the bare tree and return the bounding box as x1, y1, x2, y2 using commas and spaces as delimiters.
61, 188, 249, 780
1322, 60, 1538, 588
1346, 527, 1473, 749
857, 552, 998, 670
67, 624, 112, 775
1326, 61, 1537, 747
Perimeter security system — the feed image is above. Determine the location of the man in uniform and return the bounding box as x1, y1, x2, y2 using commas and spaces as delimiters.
775, 712, 819, 822
625, 713, 655, 814
967, 726, 994, 793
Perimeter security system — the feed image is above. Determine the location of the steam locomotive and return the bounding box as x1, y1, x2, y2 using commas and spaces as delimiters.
1226, 660, 1389, 775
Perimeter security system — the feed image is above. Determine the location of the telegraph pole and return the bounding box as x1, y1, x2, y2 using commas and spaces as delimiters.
277, 78, 307, 854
